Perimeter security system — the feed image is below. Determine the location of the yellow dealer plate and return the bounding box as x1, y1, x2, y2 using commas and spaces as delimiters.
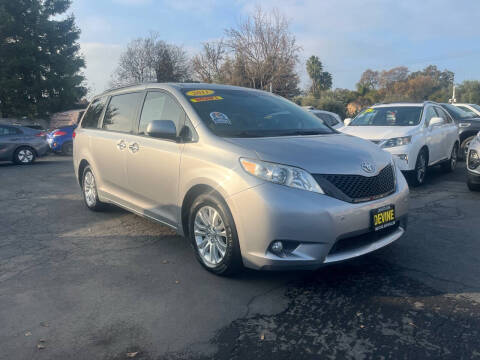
186, 89, 215, 97
371, 204, 396, 231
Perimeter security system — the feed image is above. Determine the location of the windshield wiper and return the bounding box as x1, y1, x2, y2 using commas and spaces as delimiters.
277, 129, 330, 136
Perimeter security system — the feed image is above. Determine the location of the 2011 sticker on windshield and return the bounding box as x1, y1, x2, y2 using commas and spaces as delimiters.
210, 112, 231, 125
190, 96, 223, 103
186, 89, 215, 97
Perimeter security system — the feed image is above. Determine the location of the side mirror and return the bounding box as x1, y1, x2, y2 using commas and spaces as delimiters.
344, 118, 352, 126
429, 117, 444, 128
146, 120, 177, 140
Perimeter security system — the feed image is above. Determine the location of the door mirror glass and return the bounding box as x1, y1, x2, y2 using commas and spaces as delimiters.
429, 117, 444, 127
146, 120, 177, 140
344, 118, 352, 126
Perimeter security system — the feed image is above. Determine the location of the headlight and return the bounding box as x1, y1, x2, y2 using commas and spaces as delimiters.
382, 136, 411, 148
240, 158, 324, 194
459, 123, 471, 128
468, 150, 480, 170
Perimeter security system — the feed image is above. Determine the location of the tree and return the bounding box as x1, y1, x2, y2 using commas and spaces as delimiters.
306, 56, 332, 97
457, 80, 480, 104
224, 7, 301, 98
111, 33, 190, 87
0, 0, 86, 118
357, 69, 379, 92
192, 40, 226, 83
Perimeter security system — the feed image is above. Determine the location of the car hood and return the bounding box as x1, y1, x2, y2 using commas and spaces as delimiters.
341, 126, 416, 140
224, 133, 392, 175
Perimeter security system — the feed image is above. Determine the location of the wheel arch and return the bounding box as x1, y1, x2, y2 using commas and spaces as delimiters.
460, 131, 478, 143
181, 184, 226, 238
77, 159, 90, 187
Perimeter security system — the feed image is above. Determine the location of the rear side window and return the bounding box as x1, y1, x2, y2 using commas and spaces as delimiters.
138, 91, 185, 136
0, 126, 20, 135
103, 92, 143, 133
82, 97, 107, 128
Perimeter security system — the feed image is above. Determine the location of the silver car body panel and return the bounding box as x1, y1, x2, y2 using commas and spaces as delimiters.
74, 83, 409, 270
0, 125, 49, 161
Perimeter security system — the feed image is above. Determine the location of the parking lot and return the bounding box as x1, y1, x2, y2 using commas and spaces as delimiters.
0, 155, 479, 359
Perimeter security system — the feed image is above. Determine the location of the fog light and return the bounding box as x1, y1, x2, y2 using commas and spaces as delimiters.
468, 150, 480, 170
271, 241, 283, 255
395, 154, 408, 162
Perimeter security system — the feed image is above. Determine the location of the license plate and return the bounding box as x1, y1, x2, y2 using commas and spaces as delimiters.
371, 204, 396, 231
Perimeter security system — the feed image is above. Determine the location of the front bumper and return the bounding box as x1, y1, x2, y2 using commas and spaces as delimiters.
228, 166, 409, 270
383, 145, 415, 171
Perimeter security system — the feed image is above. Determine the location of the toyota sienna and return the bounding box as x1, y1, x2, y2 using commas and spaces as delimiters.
73, 83, 409, 275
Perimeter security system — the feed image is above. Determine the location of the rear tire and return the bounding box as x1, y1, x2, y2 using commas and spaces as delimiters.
13, 146, 36, 165
188, 193, 243, 276
409, 149, 428, 187
82, 166, 106, 211
441, 143, 458, 173
62, 141, 73, 156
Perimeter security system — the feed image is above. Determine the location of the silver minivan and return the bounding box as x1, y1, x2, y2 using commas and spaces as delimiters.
73, 83, 409, 275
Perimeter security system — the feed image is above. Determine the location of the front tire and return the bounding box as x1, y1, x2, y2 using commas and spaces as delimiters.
460, 136, 474, 160
441, 143, 458, 173
82, 166, 106, 211
13, 146, 36, 164
188, 193, 242, 275
409, 150, 428, 187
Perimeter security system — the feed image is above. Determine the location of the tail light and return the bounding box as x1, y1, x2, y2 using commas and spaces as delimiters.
53, 130, 67, 137
72, 130, 76, 139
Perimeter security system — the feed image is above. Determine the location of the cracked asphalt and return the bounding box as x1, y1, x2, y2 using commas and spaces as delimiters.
1, 156, 479, 360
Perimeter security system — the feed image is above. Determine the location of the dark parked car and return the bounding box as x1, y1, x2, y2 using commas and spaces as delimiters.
440, 103, 480, 159
0, 124, 50, 164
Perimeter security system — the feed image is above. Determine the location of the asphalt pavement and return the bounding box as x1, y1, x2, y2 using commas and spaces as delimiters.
0, 155, 479, 360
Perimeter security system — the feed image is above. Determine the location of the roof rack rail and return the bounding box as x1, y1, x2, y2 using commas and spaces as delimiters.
101, 82, 144, 94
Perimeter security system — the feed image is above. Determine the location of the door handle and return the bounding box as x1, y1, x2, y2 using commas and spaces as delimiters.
128, 142, 139, 153
117, 139, 126, 151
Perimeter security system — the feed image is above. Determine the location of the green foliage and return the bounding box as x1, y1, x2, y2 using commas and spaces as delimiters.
0, 0, 86, 118
306, 55, 332, 97
457, 80, 480, 104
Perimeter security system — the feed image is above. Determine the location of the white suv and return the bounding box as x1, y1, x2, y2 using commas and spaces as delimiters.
342, 102, 459, 186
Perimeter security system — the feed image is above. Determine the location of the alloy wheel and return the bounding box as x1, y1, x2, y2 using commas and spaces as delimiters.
83, 171, 97, 207
416, 153, 426, 184
17, 149, 34, 163
451, 146, 458, 170
194, 206, 228, 267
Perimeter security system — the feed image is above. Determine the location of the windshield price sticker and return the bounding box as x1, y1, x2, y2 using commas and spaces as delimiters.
190, 96, 223, 103
365, 108, 374, 113
210, 112, 231, 125
186, 90, 215, 97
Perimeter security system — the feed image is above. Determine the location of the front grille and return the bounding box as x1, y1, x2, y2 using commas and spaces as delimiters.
313, 164, 395, 203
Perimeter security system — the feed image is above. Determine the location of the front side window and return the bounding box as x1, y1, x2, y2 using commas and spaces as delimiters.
424, 106, 437, 127
82, 97, 107, 128
138, 91, 185, 136
456, 105, 477, 117
183, 88, 333, 138
435, 107, 452, 123
351, 106, 423, 126
103, 92, 143, 133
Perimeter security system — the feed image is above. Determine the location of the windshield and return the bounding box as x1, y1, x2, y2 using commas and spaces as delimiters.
441, 104, 474, 120
471, 104, 480, 112
350, 106, 422, 126
183, 88, 334, 137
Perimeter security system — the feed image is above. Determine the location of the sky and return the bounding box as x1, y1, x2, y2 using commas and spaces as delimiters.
70, 0, 480, 96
